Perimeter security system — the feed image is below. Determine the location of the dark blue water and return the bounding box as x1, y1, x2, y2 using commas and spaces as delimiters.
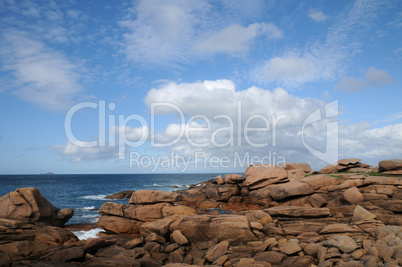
0, 173, 220, 225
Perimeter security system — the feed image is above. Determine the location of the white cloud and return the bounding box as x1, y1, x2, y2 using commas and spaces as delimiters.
365, 67, 393, 87
253, 0, 383, 86
339, 123, 402, 160
0, 1, 84, 45
119, 0, 209, 65
378, 112, 402, 123
53, 125, 149, 162
145, 79, 329, 164
0, 30, 83, 111
119, 0, 281, 65
336, 77, 365, 92
336, 67, 393, 92
194, 23, 282, 54
53, 78, 402, 169
52, 141, 118, 162
257, 57, 311, 83
145, 79, 402, 169
308, 11, 329, 22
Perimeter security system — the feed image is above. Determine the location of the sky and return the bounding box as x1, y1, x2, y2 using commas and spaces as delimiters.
0, 0, 401, 174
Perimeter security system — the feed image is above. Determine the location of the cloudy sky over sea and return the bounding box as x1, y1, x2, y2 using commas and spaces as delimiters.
0, 0, 401, 174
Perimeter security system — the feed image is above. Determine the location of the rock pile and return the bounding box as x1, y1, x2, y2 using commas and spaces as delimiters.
0, 158, 401, 266
320, 159, 377, 174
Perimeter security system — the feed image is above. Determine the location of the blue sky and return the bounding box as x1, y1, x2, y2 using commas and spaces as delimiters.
0, 0, 401, 174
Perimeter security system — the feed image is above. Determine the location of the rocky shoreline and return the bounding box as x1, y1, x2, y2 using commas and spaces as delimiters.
0, 159, 401, 266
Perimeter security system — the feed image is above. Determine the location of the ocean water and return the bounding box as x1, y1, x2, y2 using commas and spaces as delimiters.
0, 173, 221, 228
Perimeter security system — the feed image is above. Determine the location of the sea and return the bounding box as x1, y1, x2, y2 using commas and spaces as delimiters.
0, 173, 221, 239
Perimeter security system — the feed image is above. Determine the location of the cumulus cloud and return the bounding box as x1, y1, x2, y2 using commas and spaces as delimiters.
0, 30, 84, 111
336, 67, 393, 92
145, 79, 402, 168
53, 78, 402, 170
308, 11, 329, 22
145, 79, 333, 165
194, 23, 282, 54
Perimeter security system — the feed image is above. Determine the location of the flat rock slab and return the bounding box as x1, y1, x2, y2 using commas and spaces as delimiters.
364, 176, 402, 186
130, 190, 183, 204
338, 158, 362, 166
265, 206, 330, 217
320, 223, 361, 234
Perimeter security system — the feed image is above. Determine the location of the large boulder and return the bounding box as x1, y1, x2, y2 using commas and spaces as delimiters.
352, 205, 376, 223
169, 214, 257, 243
105, 190, 134, 199
97, 215, 142, 235
284, 163, 313, 173
269, 181, 314, 200
343, 187, 364, 204
99, 202, 195, 223
178, 189, 207, 205
140, 217, 175, 237
319, 164, 338, 174
99, 202, 167, 222
161, 205, 196, 217
379, 159, 402, 171
245, 164, 288, 189
0, 188, 74, 227
224, 174, 245, 184
129, 190, 183, 205
298, 175, 339, 190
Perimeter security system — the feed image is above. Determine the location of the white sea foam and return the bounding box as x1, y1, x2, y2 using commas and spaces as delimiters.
78, 206, 95, 210
81, 214, 96, 218
173, 184, 188, 188
80, 195, 107, 200
145, 183, 163, 187
80, 214, 99, 223
71, 228, 105, 240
